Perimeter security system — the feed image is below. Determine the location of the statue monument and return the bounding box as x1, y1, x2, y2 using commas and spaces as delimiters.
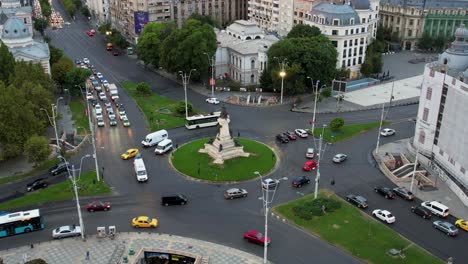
199, 106, 249, 164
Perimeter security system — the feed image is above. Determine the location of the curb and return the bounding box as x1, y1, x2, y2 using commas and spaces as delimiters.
291, 99, 420, 114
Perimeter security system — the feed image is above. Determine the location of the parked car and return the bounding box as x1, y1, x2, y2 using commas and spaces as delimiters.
243, 230, 270, 246
224, 188, 248, 199
206, 97, 220, 104
411, 206, 432, 219
96, 72, 103, 79
433, 221, 458, 236
346, 195, 368, 209
121, 148, 139, 160
292, 176, 310, 188
276, 134, 289, 143
105, 105, 113, 113
294, 128, 308, 138
380, 128, 396, 137
132, 216, 158, 228
332, 153, 347, 163
83, 58, 90, 64
262, 178, 279, 189
86, 92, 94, 100
372, 209, 396, 224
303, 160, 318, 171
284, 131, 297, 140
374, 186, 396, 199
455, 219, 468, 231
393, 187, 415, 200
86, 201, 111, 212
305, 148, 315, 158
27, 178, 48, 192
52, 225, 81, 239
49, 162, 70, 176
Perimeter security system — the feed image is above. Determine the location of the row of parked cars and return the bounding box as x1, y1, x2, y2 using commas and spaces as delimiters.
276, 129, 308, 143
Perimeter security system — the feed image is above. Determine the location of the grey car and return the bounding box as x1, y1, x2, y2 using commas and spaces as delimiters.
224, 188, 248, 199
433, 221, 458, 236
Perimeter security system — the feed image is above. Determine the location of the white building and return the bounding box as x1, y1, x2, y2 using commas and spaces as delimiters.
414, 24, 468, 189
248, 0, 280, 33
88, 0, 109, 24
0, 0, 33, 34
215, 20, 279, 85
303, 0, 379, 78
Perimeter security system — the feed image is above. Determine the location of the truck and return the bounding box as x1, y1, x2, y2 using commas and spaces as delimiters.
108, 83, 119, 101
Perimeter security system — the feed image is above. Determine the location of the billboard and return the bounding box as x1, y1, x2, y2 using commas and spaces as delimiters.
134, 11, 149, 34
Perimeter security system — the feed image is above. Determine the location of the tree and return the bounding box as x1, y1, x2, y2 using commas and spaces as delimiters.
433, 35, 446, 52
330, 118, 344, 131
136, 82, 151, 95
33, 18, 49, 36
24, 135, 50, 166
39, 0, 52, 18
52, 56, 74, 87
81, 6, 91, 18
10, 61, 54, 94
137, 32, 161, 66
49, 45, 63, 65
0, 43, 15, 85
417, 32, 433, 50
64, 67, 91, 96
108, 30, 129, 49
188, 13, 220, 28
287, 24, 321, 39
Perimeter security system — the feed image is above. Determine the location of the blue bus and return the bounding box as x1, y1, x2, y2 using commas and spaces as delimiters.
0, 209, 44, 237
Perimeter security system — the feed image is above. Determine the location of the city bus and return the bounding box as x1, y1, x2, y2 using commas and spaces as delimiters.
185, 112, 221, 129
0, 209, 45, 237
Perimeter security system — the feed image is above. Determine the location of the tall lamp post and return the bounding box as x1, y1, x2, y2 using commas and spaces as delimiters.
274, 57, 287, 105
204, 52, 215, 98
375, 103, 385, 154
255, 171, 279, 264
307, 77, 320, 136
179, 69, 197, 118
59, 154, 91, 241
40, 97, 63, 153
314, 124, 332, 199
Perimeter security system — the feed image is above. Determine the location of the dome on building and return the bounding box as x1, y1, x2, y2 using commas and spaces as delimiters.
454, 24, 468, 39
310, 3, 361, 26
2, 17, 30, 39
349, 0, 370, 9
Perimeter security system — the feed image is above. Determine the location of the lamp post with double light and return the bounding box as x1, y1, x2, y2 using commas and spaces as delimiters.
40, 97, 63, 153
204, 52, 216, 98
179, 69, 197, 118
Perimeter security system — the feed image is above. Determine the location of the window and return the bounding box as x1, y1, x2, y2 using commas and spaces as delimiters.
409, 19, 414, 26
397, 17, 400, 24
426, 87, 432, 100
345, 30, 348, 35
418, 131, 425, 144
360, 38, 364, 44
361, 27, 365, 33
353, 58, 356, 65
449, 157, 455, 165
344, 40, 347, 47
354, 39, 358, 45
250, 74, 254, 83
251, 60, 255, 69
422, 108, 429, 121
351, 29, 354, 34
350, 18, 354, 25
343, 50, 347, 57
439, 149, 444, 155
461, 167, 466, 174
359, 47, 363, 55
361, 18, 366, 23
332, 30, 338, 35
333, 19, 339, 26
348, 59, 351, 67
331, 41, 337, 47
358, 57, 362, 64
408, 29, 412, 37
342, 60, 345, 68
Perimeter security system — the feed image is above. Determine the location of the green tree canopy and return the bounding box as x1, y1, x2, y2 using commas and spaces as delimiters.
65, 67, 91, 96
49, 45, 64, 65
33, 18, 49, 36
0, 42, 15, 85
286, 24, 321, 39
330, 117, 344, 131
188, 13, 220, 28
52, 56, 74, 87
417, 32, 433, 50
137, 22, 176, 66
24, 135, 50, 166
10, 61, 54, 94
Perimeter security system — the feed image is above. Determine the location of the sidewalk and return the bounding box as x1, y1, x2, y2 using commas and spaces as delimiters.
0, 232, 266, 264
374, 139, 468, 220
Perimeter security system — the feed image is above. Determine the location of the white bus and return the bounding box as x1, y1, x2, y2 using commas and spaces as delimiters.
185, 112, 221, 129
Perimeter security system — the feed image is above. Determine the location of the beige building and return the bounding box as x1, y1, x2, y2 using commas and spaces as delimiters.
87, 0, 110, 24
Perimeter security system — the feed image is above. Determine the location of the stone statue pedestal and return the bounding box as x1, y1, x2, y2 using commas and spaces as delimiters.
199, 117, 249, 164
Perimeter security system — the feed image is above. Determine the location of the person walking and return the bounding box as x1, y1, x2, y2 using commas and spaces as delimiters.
86, 250, 90, 260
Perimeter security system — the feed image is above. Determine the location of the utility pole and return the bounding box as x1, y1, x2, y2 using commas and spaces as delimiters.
41, 97, 63, 154
274, 57, 287, 104
375, 103, 385, 154
307, 77, 320, 137
314, 125, 330, 199
85, 89, 101, 182
204, 52, 215, 98
179, 69, 197, 118
384, 82, 394, 121
70, 165, 85, 240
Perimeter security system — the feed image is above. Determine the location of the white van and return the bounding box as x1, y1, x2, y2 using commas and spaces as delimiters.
141, 130, 168, 147
421, 201, 449, 218
155, 139, 173, 155
133, 157, 148, 182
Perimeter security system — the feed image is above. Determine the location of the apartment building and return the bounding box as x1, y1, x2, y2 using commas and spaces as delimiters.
88, 0, 110, 24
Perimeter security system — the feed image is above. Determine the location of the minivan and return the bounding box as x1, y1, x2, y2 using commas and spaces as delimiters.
421, 201, 449, 218
161, 194, 188, 206
133, 158, 148, 182
141, 130, 168, 147
155, 139, 173, 155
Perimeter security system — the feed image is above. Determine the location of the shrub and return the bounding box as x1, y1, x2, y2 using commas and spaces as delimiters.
175, 101, 193, 115
330, 117, 344, 132
25, 259, 48, 264
136, 82, 151, 95
321, 88, 331, 98
292, 197, 341, 220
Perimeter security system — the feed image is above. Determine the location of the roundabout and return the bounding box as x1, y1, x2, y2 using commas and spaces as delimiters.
171, 137, 277, 182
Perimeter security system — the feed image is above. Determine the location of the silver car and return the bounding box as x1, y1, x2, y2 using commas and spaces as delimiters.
332, 154, 347, 163
224, 188, 248, 199
52, 225, 81, 239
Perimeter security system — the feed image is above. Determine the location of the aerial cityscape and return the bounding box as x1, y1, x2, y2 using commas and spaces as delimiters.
0, 0, 467, 263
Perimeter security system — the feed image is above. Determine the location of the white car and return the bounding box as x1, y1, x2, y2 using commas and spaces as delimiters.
372, 209, 395, 224
83, 58, 90, 64
295, 129, 308, 138
105, 105, 112, 113
86, 92, 94, 100
108, 111, 116, 119
64, 22, 71, 26
380, 128, 396, 137
95, 104, 102, 111
206, 97, 220, 104
95, 111, 103, 119
52, 225, 82, 239
306, 148, 315, 158
89, 76, 95, 81
119, 112, 127, 120
262, 178, 279, 189
96, 72, 103, 79
332, 153, 347, 163
99, 92, 106, 100
97, 117, 105, 127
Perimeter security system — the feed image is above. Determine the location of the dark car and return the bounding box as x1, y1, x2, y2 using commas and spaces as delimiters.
86, 200, 111, 212
374, 186, 396, 199
284, 131, 297, 140
393, 187, 415, 201
411, 206, 431, 219
346, 195, 368, 209
161, 194, 188, 206
112, 50, 120, 56
27, 178, 48, 192
276, 134, 289, 143
49, 162, 70, 176
292, 176, 310, 188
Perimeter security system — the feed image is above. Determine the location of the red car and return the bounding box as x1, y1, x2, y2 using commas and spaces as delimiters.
243, 230, 270, 245
303, 160, 317, 171
87, 30, 95, 37
85, 200, 111, 212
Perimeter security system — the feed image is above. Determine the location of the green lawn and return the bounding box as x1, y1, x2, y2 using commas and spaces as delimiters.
121, 81, 199, 130
0, 170, 111, 210
172, 138, 276, 182
312, 122, 389, 142
0, 158, 59, 184
69, 99, 89, 134
273, 191, 443, 264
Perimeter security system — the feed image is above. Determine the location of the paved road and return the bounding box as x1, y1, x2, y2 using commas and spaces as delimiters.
3, 2, 467, 263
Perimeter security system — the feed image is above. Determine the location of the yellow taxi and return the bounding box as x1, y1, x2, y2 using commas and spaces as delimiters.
455, 219, 468, 231
132, 216, 158, 228
121, 148, 139, 160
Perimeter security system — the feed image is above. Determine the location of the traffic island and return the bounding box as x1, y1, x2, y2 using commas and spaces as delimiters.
171, 138, 277, 182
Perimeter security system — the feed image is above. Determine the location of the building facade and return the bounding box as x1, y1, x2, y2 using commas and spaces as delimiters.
0, 0, 33, 34
379, 0, 468, 51
215, 20, 279, 85
88, 0, 110, 24
414, 24, 468, 189
247, 0, 280, 33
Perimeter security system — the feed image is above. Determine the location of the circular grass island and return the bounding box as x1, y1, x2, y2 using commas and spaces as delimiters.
171, 138, 277, 182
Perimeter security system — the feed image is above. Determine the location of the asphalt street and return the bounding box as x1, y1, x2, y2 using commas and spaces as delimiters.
2, 3, 467, 263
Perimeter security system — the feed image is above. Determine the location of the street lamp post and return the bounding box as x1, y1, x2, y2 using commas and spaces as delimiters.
307, 77, 320, 136
179, 69, 197, 118
204, 52, 215, 98
41, 97, 63, 153
314, 124, 331, 199
274, 57, 287, 105
375, 103, 385, 154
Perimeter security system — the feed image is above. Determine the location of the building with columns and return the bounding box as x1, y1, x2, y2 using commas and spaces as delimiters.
414, 24, 468, 189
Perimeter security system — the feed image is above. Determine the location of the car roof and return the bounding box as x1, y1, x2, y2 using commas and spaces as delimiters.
226, 188, 241, 192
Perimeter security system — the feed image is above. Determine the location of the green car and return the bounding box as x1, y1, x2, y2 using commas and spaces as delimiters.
122, 117, 130, 127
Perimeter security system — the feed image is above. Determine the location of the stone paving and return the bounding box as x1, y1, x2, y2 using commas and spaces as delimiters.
0, 233, 265, 264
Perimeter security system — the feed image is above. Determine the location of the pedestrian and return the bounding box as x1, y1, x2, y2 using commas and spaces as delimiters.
86, 250, 90, 260
237, 131, 240, 138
